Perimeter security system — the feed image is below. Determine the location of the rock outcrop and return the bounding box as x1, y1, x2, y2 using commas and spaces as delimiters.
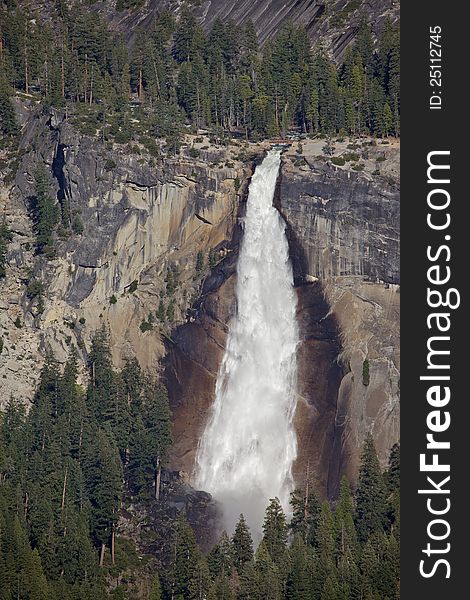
165, 142, 400, 498
1, 104, 399, 502
0, 105, 249, 406
278, 148, 400, 491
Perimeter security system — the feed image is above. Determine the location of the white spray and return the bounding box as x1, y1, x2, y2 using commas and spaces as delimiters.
194, 150, 299, 540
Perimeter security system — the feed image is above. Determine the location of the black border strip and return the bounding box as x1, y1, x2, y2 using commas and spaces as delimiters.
401, 3, 466, 597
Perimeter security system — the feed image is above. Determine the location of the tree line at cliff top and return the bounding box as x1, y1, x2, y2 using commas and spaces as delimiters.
0, 2, 400, 145
0, 328, 400, 599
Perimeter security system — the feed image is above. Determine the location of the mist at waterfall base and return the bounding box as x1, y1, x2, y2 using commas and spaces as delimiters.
194, 150, 299, 542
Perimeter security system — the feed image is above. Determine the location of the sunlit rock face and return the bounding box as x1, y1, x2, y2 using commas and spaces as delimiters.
0, 106, 249, 407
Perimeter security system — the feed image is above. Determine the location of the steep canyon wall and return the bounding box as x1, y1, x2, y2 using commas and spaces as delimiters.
1, 107, 400, 501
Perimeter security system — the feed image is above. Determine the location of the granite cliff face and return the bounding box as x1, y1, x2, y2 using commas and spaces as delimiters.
1, 104, 399, 502
0, 104, 248, 404
278, 147, 400, 492
165, 142, 400, 498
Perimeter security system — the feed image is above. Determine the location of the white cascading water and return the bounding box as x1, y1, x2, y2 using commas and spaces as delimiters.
194, 150, 299, 540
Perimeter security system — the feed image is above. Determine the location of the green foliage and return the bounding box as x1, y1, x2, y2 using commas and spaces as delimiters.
289, 488, 321, 547
0, 75, 18, 137
71, 213, 84, 235
362, 358, 370, 386
156, 300, 166, 322
0, 222, 13, 279
116, 0, 144, 11
29, 167, 59, 258
0, 9, 399, 144
0, 329, 173, 597
167, 513, 201, 598
195, 250, 205, 277
26, 278, 44, 313
331, 156, 345, 166
150, 575, 163, 600
355, 435, 388, 542
104, 158, 117, 172
322, 138, 336, 156
262, 497, 288, 564
208, 249, 218, 269
109, 294, 117, 304
140, 319, 153, 332
232, 514, 254, 570
166, 300, 175, 322
127, 280, 138, 293
164, 268, 176, 295
343, 152, 360, 162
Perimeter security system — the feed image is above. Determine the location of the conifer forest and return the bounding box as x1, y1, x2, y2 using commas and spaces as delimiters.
0, 1, 401, 599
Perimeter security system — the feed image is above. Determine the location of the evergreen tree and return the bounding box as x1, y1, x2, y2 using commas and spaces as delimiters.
149, 575, 162, 600
81, 428, 122, 565
0, 74, 17, 136
169, 514, 200, 599
210, 573, 234, 600
313, 502, 336, 596
0, 223, 13, 279
207, 530, 233, 579
290, 488, 321, 546
173, 8, 205, 64
232, 514, 253, 571
262, 497, 288, 564
386, 443, 400, 494
189, 556, 211, 600
355, 435, 387, 542
285, 535, 314, 600
254, 540, 282, 600
29, 167, 60, 257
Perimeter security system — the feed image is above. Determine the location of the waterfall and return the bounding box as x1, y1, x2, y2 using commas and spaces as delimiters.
194, 150, 299, 540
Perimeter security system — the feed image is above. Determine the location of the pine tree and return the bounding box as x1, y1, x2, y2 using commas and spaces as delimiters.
23, 547, 50, 600
173, 8, 205, 64
381, 102, 393, 137
386, 443, 400, 494
254, 540, 282, 600
149, 575, 162, 600
334, 477, 358, 556
355, 435, 387, 542
262, 497, 288, 564
170, 514, 200, 599
156, 299, 166, 322
313, 502, 336, 596
81, 427, 122, 565
208, 531, 233, 578
210, 573, 234, 600
0, 223, 13, 279
29, 166, 60, 257
285, 535, 314, 600
321, 575, 340, 600
232, 514, 253, 571
0, 74, 17, 136
334, 478, 359, 596
290, 488, 321, 546
359, 539, 379, 598
189, 556, 211, 600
